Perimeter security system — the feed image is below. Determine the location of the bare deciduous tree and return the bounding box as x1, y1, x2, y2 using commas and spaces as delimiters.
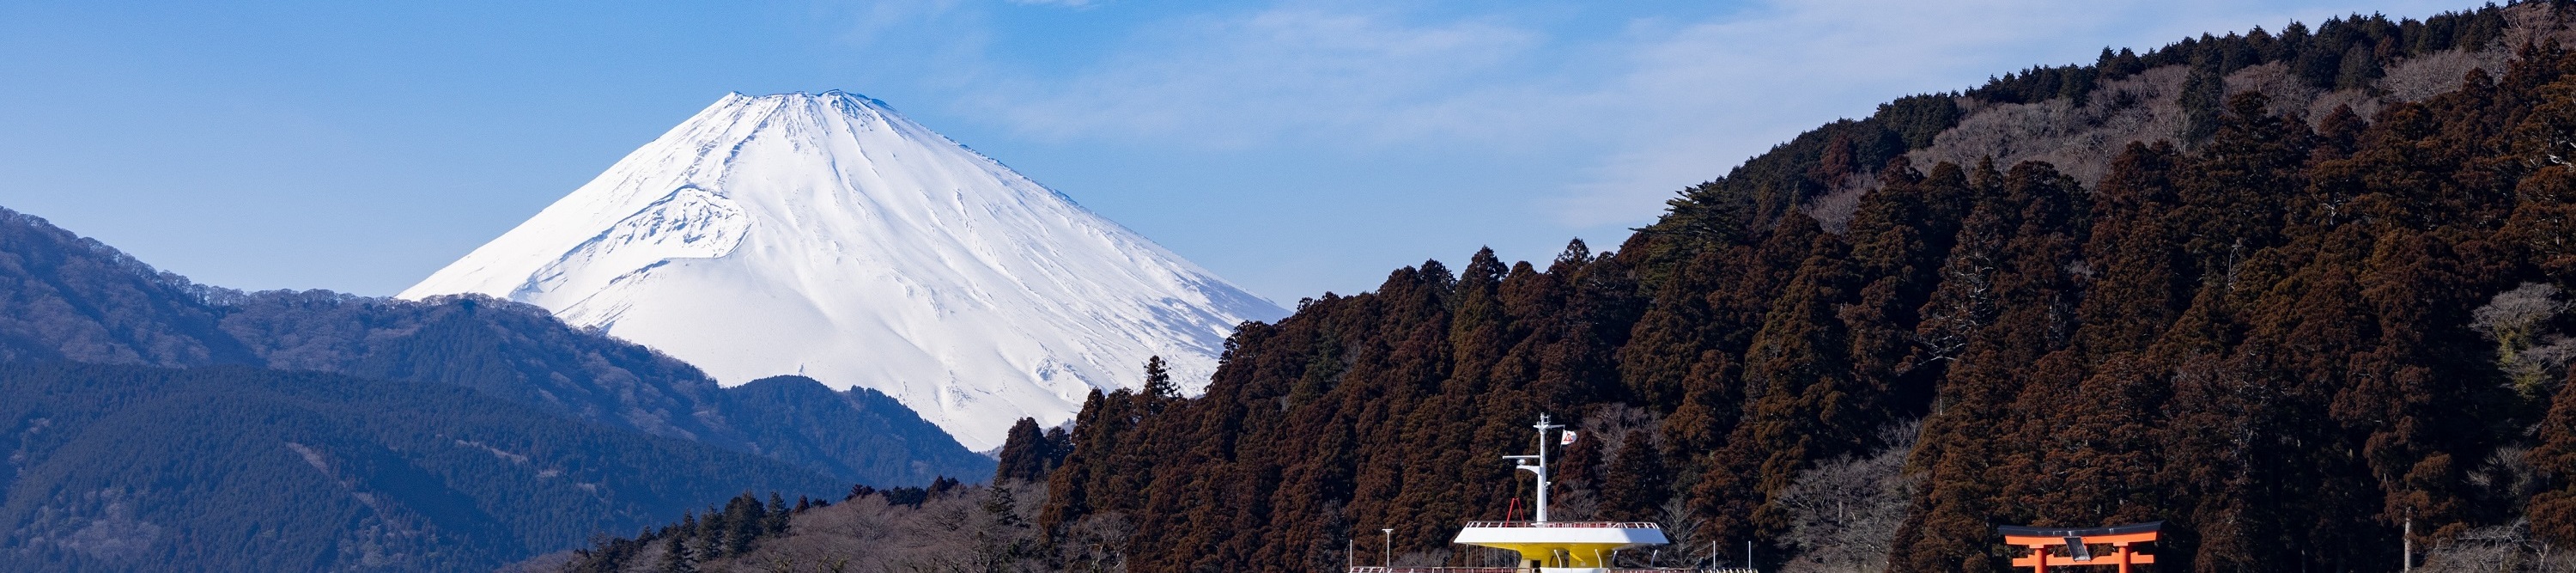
2418, 520, 2576, 572
1774, 420, 1921, 573
666, 482, 1055, 573
2474, 283, 2576, 395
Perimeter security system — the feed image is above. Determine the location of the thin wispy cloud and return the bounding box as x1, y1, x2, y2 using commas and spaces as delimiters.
969, 8, 1546, 147
841, 0, 2464, 234
1546, 0, 2466, 226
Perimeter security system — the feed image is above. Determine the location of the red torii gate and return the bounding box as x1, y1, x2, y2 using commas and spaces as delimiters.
1998, 521, 2160, 573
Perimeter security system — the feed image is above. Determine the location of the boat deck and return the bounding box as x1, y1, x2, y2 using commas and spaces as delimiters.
1346, 568, 1704, 573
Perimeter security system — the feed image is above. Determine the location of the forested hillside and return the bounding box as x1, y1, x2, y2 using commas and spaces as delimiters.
0, 363, 845, 572
0, 206, 991, 488
1030, 3, 2576, 572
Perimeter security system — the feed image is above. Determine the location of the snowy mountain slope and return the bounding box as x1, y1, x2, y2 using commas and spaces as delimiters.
402, 91, 1284, 450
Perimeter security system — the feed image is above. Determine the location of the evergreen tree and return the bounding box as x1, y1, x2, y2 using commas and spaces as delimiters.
2079, 142, 2190, 354
1144, 356, 1178, 399
996, 417, 1059, 484
1693, 213, 1866, 551
661, 519, 696, 573
2533, 369, 2576, 545
1892, 161, 2089, 572
1600, 429, 1670, 522
2179, 59, 2227, 143
766, 492, 791, 533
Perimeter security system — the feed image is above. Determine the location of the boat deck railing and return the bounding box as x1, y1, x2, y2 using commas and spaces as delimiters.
1346, 568, 1707, 573
1457, 521, 1664, 529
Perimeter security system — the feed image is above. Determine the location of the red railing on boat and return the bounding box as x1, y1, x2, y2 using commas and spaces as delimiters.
1458, 521, 1664, 529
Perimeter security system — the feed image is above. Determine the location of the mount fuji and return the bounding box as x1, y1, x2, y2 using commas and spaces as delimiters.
401, 91, 1285, 450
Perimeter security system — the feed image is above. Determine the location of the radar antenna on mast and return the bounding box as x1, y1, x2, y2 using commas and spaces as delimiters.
1504, 413, 1564, 523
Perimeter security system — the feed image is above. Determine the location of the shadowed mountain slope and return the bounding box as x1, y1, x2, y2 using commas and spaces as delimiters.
0, 362, 846, 572
0, 206, 990, 487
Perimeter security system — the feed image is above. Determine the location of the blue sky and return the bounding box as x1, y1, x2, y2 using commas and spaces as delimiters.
0, 0, 2473, 302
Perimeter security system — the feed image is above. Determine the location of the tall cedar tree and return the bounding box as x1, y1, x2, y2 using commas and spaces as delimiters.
994, 418, 1065, 484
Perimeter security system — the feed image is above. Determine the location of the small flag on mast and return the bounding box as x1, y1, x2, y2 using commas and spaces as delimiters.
1560, 430, 1577, 446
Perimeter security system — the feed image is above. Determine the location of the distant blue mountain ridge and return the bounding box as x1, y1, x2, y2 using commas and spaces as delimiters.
0, 205, 994, 570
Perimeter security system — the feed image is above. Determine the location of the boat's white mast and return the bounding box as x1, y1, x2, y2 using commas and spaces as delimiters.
1508, 413, 1563, 523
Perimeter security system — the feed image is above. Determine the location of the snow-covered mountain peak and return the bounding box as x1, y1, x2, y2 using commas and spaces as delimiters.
402, 90, 1285, 450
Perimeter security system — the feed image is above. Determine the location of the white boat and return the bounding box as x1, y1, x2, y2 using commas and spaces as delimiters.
1349, 414, 1703, 573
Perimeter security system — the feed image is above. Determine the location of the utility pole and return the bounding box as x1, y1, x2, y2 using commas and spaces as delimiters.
1382, 528, 1394, 570
1346, 538, 1353, 570
2403, 513, 2414, 573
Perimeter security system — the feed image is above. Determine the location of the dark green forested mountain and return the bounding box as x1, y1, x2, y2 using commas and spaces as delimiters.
726, 375, 987, 485
1023, 3, 2576, 573
0, 362, 846, 572
0, 206, 991, 489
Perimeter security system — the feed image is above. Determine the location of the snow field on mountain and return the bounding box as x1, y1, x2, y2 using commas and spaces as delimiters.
403, 91, 1285, 450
